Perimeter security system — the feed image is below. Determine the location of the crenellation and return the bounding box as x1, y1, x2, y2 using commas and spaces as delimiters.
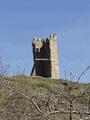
32, 38, 50, 46
49, 34, 57, 39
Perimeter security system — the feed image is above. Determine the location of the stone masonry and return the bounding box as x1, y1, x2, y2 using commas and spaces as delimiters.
31, 34, 60, 79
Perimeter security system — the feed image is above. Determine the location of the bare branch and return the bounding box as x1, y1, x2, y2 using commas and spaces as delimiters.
77, 66, 90, 83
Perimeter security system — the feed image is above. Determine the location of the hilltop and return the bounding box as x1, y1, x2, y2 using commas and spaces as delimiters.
0, 76, 90, 120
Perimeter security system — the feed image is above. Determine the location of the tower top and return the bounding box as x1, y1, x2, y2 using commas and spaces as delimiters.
32, 34, 57, 45
49, 34, 57, 40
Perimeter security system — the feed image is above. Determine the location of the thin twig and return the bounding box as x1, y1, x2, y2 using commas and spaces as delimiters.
77, 66, 90, 83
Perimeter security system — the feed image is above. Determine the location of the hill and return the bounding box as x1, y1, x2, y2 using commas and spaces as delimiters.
0, 76, 90, 120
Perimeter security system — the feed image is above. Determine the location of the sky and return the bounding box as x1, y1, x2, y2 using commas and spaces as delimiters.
0, 0, 90, 83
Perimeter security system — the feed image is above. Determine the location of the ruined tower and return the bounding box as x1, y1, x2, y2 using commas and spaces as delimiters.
31, 34, 59, 79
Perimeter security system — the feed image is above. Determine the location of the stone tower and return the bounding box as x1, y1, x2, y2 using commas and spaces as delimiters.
31, 34, 59, 79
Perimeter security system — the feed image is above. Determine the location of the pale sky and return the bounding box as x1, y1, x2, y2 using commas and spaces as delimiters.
0, 0, 90, 82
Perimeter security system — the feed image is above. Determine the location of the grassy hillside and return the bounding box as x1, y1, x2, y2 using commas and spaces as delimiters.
0, 76, 90, 120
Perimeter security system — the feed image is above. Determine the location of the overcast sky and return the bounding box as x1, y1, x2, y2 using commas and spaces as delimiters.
0, 0, 90, 82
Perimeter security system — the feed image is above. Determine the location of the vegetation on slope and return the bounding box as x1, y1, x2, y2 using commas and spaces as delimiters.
0, 76, 90, 120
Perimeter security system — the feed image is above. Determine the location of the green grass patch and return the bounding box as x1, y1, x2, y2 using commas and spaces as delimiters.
31, 77, 59, 90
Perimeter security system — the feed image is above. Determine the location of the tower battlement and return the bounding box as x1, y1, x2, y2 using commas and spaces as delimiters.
32, 34, 57, 45
31, 34, 60, 79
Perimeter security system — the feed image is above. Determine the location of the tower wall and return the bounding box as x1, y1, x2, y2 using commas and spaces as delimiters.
49, 34, 60, 79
